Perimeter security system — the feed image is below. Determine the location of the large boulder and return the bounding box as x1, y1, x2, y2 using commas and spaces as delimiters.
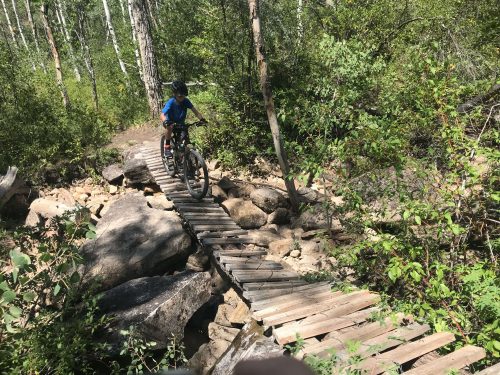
122, 146, 154, 185
99, 272, 211, 349
267, 207, 291, 225
222, 198, 267, 229
250, 187, 287, 213
25, 198, 76, 226
102, 163, 124, 185
211, 320, 282, 375
80, 193, 192, 290
292, 204, 343, 232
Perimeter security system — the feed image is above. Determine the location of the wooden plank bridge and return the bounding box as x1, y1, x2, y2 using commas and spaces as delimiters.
142, 146, 495, 374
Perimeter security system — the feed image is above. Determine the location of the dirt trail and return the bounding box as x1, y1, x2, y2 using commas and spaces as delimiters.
107, 121, 163, 152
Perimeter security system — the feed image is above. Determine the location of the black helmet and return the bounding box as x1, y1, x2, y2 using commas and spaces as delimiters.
172, 80, 188, 96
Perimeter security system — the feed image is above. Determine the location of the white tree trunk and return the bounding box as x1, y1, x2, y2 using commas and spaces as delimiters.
56, 0, 81, 81
40, 3, 70, 108
76, 9, 98, 110
127, 0, 143, 81
119, 0, 127, 25
11, 0, 28, 49
102, 0, 128, 76
25, 0, 46, 72
130, 0, 162, 118
297, 0, 303, 40
248, 0, 299, 211
1, 0, 17, 46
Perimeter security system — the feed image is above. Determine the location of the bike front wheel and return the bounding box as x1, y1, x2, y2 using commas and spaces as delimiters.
183, 148, 209, 199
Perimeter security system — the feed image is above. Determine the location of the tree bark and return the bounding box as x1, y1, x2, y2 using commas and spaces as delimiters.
56, 0, 81, 81
40, 3, 70, 108
297, 0, 304, 40
75, 7, 98, 110
1, 0, 17, 47
130, 0, 162, 118
247, 0, 299, 211
25, 0, 46, 72
127, 0, 143, 81
102, 0, 128, 77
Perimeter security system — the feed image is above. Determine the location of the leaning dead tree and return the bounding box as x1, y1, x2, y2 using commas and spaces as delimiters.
0, 166, 19, 209
248, 0, 299, 211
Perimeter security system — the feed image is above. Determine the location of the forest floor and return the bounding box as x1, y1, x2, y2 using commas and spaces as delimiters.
107, 121, 162, 152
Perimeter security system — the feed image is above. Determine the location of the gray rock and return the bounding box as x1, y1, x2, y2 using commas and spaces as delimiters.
99, 272, 211, 349
296, 186, 322, 204
217, 176, 237, 191
250, 188, 287, 213
267, 207, 291, 225
122, 147, 154, 185
102, 164, 124, 184
25, 198, 75, 226
80, 193, 192, 290
246, 230, 282, 247
222, 198, 267, 229
292, 204, 343, 232
146, 194, 174, 210
211, 320, 282, 375
188, 340, 231, 375
211, 185, 228, 203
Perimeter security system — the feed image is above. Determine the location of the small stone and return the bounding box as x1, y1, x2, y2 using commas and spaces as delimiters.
290, 250, 301, 258
108, 185, 118, 194
79, 193, 89, 202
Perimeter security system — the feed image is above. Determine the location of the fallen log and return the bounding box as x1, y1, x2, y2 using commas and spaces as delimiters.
0, 166, 21, 209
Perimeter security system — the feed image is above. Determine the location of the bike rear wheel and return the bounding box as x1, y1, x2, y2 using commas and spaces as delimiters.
183, 148, 209, 199
160, 135, 176, 177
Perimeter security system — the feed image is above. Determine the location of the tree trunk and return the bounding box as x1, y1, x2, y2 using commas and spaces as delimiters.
10, 0, 27, 49
76, 8, 98, 110
102, 0, 128, 77
130, 0, 162, 118
1, 0, 17, 47
127, 0, 143, 81
56, 0, 81, 81
247, 0, 299, 211
40, 3, 70, 108
25, 0, 46, 72
119, 0, 127, 25
297, 0, 303, 40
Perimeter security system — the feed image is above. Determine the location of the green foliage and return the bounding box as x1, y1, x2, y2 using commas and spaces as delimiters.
118, 329, 187, 374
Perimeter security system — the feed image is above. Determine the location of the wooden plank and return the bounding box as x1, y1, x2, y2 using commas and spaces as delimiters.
298, 314, 408, 358
243, 280, 309, 291
201, 237, 256, 245
184, 212, 229, 217
265, 292, 379, 327
190, 218, 236, 224
232, 270, 300, 283
197, 230, 248, 239
274, 307, 379, 345
254, 290, 343, 320
358, 332, 455, 375
476, 362, 500, 375
193, 225, 241, 232
340, 322, 431, 360
177, 207, 226, 213
225, 261, 283, 271
216, 249, 268, 257
219, 255, 265, 263
404, 345, 485, 375
175, 202, 221, 208
248, 282, 332, 307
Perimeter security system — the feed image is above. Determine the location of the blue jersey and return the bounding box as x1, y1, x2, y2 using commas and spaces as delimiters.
161, 97, 193, 124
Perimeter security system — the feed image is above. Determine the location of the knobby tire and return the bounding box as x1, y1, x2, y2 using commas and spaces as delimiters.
184, 148, 209, 200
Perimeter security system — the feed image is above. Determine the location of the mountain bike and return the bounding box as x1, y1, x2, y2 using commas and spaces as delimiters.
160, 121, 209, 199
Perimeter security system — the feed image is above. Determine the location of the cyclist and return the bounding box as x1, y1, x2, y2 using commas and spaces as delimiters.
160, 80, 206, 158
